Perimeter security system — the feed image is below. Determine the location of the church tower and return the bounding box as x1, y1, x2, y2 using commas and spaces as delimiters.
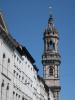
42, 15, 61, 100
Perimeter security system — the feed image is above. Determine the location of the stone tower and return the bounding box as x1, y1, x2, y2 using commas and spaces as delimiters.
42, 15, 61, 100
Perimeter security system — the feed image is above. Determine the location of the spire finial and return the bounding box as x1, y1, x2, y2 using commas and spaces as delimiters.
48, 0, 54, 24
49, 6, 52, 16
48, 0, 53, 16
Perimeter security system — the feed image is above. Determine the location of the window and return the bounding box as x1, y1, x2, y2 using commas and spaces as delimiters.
8, 58, 10, 63
31, 84, 32, 87
19, 60, 21, 64
22, 76, 24, 80
6, 83, 9, 90
49, 41, 55, 50
49, 66, 54, 76
16, 73, 18, 76
13, 91, 15, 95
19, 95, 20, 98
13, 70, 16, 74
19, 75, 21, 79
3, 53, 5, 58
14, 54, 16, 58
1, 80, 4, 87
22, 97, 24, 100
25, 61, 27, 64
31, 67, 32, 70
56, 66, 59, 78
16, 93, 18, 96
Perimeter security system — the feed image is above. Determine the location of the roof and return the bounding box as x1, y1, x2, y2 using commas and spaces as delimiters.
33, 65, 39, 72
0, 12, 8, 32
16, 45, 35, 64
37, 75, 49, 92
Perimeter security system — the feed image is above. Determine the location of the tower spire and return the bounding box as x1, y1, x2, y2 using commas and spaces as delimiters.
42, 9, 61, 100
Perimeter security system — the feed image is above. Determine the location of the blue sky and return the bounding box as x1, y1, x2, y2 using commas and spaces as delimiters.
0, 0, 75, 100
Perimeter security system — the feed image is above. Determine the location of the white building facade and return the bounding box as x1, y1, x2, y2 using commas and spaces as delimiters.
0, 12, 54, 100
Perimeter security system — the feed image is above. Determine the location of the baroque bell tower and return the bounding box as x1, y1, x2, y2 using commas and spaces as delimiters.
42, 15, 61, 100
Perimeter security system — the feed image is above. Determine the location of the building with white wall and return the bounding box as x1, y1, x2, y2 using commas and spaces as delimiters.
0, 12, 54, 100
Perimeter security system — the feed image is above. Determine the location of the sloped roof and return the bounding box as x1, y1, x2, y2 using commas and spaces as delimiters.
37, 75, 49, 92
0, 12, 8, 33
16, 45, 35, 64
33, 65, 39, 72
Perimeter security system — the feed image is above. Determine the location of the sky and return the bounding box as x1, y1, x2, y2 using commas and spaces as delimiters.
0, 0, 75, 100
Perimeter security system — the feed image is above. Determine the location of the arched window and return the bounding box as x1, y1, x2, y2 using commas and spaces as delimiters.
8, 58, 10, 63
1, 80, 4, 87
6, 83, 9, 90
22, 97, 24, 100
3, 53, 5, 58
13, 91, 15, 100
49, 66, 54, 76
50, 41, 55, 50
